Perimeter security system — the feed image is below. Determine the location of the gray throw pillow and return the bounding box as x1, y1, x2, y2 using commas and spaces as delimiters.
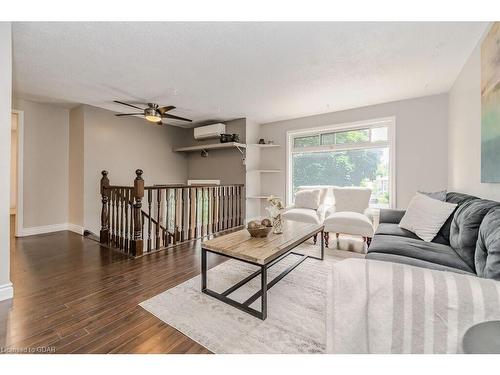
418, 190, 447, 202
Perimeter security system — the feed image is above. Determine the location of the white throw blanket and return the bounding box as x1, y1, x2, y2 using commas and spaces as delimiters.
327, 259, 500, 353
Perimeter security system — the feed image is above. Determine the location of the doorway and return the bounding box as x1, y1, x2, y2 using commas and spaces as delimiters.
10, 110, 23, 237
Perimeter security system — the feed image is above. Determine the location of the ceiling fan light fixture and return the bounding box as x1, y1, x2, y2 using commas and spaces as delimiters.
144, 107, 162, 123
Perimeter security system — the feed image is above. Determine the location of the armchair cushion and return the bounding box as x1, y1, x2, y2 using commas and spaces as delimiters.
332, 187, 371, 214
282, 207, 322, 225
297, 185, 330, 205
294, 189, 321, 210
324, 212, 374, 237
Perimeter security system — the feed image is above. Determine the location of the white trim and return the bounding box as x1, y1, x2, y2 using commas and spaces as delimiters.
286, 116, 397, 208
67, 223, 84, 235
12, 109, 24, 238
20, 223, 84, 237
0, 282, 13, 301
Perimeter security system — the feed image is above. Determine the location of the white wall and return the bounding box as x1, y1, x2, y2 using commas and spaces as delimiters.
82, 105, 189, 234
448, 25, 500, 201
260, 94, 450, 209
68, 106, 84, 228
10, 114, 17, 213
0, 22, 13, 301
13, 98, 70, 229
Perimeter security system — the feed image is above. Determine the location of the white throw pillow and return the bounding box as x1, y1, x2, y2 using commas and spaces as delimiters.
399, 193, 457, 242
294, 189, 321, 210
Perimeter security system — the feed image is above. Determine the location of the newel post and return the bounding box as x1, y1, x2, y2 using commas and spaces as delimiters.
99, 170, 110, 244
130, 169, 144, 257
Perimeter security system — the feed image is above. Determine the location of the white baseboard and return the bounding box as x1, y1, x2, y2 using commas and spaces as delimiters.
0, 282, 13, 301
67, 223, 84, 235
20, 223, 84, 237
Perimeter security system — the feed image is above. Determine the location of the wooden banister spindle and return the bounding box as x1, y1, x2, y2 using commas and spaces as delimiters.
119, 188, 124, 249
208, 187, 213, 236
230, 186, 235, 228
238, 186, 243, 225
180, 188, 186, 242
130, 169, 144, 257
156, 189, 161, 250
124, 188, 130, 251
147, 189, 152, 252
110, 189, 115, 245
99, 171, 110, 244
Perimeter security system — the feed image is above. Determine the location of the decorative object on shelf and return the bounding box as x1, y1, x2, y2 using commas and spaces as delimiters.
266, 195, 285, 234
267, 140, 275, 145
258, 138, 266, 144
246, 220, 272, 238
220, 133, 240, 143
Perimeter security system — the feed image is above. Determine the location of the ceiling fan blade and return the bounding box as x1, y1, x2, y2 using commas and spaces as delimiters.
157, 105, 176, 115
115, 113, 144, 116
113, 100, 144, 111
161, 113, 192, 122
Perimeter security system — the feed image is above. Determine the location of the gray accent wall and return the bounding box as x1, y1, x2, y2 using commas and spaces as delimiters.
81, 105, 189, 234
259, 94, 450, 209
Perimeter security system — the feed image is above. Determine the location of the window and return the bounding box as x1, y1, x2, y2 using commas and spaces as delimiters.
288, 119, 395, 208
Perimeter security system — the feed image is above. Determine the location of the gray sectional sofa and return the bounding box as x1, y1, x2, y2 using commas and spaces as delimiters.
366, 192, 500, 280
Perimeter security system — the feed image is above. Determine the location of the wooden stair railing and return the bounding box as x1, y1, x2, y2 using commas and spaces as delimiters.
99, 169, 244, 258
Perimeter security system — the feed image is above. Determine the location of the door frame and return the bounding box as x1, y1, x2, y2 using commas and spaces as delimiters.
12, 109, 24, 237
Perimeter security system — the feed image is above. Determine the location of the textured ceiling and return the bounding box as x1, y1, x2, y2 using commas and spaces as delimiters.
12, 22, 487, 126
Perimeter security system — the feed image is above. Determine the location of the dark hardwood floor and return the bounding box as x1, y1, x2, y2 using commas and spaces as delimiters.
1, 216, 364, 354
0, 215, 225, 353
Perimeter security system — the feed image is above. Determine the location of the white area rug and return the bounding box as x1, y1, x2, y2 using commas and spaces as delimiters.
140, 244, 363, 354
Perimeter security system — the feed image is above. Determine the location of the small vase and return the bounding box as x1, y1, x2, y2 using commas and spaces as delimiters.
272, 214, 283, 234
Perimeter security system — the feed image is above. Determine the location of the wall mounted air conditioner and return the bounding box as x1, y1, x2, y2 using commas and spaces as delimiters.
193, 123, 226, 140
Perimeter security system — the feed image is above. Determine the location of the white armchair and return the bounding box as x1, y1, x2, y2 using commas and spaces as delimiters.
324, 187, 375, 248
282, 185, 332, 244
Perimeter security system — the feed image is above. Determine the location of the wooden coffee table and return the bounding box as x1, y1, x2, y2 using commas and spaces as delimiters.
201, 221, 324, 320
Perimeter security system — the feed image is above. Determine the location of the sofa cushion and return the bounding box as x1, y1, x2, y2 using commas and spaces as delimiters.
449, 199, 500, 272
282, 208, 321, 224
324, 212, 374, 237
365, 252, 475, 275
399, 193, 457, 242
419, 190, 447, 201
434, 192, 479, 244
375, 223, 420, 240
475, 207, 500, 280
367, 235, 474, 273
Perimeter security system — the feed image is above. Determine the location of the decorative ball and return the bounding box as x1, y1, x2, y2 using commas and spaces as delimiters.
247, 221, 261, 230
261, 218, 272, 227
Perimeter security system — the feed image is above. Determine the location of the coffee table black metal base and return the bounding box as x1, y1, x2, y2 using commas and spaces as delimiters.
201, 230, 324, 320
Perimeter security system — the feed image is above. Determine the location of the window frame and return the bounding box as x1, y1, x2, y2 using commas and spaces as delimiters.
286, 117, 396, 208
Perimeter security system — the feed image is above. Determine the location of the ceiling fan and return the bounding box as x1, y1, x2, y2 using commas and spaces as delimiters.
113, 100, 192, 125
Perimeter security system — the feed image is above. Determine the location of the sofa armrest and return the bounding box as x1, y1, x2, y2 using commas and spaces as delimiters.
379, 208, 406, 224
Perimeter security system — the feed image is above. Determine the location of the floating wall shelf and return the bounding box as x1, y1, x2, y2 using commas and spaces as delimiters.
247, 143, 281, 148
247, 169, 282, 173
174, 142, 246, 153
